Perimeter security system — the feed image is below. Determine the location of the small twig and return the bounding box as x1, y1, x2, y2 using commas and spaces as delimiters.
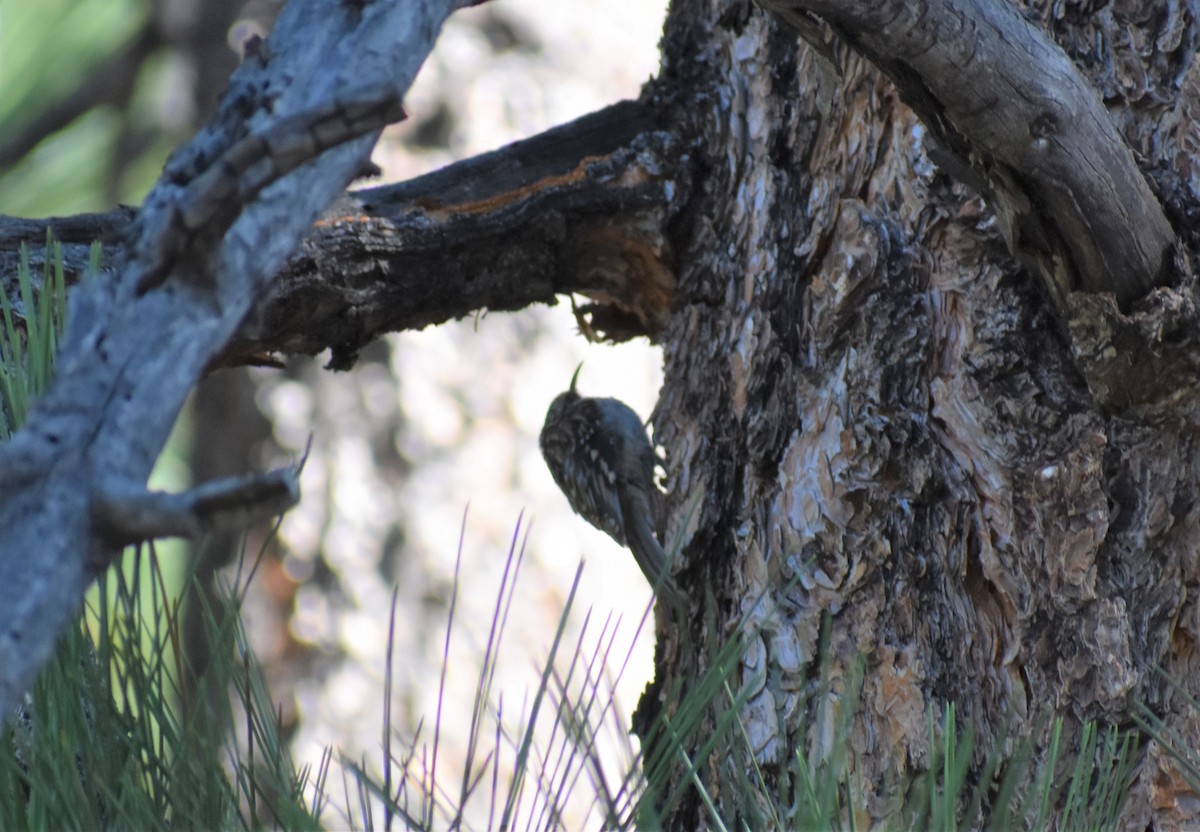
93, 468, 300, 551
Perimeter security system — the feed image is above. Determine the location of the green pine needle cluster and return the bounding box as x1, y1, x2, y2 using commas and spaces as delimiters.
0, 235, 78, 439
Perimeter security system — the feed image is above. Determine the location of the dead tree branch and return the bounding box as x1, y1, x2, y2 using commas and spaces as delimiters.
94, 468, 300, 547
0, 99, 687, 369
0, 0, 474, 716
255, 100, 684, 366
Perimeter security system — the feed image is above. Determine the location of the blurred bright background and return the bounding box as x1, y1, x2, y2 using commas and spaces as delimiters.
1, 0, 669, 825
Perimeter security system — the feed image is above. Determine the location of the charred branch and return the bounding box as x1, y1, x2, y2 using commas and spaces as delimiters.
0, 209, 136, 248
0, 100, 686, 370
258, 102, 683, 367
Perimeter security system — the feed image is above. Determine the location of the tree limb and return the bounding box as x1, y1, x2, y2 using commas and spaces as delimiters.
0, 99, 687, 368
0, 0, 472, 717
256, 100, 684, 366
93, 468, 300, 548
761, 0, 1175, 309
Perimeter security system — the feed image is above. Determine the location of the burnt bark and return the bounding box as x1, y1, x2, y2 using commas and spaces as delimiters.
0, 99, 684, 369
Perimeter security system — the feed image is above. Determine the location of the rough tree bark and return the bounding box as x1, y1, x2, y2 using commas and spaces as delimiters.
642, 0, 1200, 828
3, 0, 1200, 827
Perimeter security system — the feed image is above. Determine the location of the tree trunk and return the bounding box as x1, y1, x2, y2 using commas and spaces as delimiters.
643, 0, 1200, 827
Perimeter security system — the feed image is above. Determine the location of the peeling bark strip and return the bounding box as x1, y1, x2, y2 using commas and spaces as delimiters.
761, 0, 1174, 308
0, 0, 461, 718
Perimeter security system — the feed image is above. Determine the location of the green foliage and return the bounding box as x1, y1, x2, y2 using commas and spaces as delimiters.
983, 712, 1134, 830
0, 544, 324, 830
1136, 666, 1200, 802
628, 605, 1138, 831
641, 626, 757, 829
344, 549, 1141, 830
0, 234, 320, 829
788, 639, 865, 831
0, 0, 147, 126
0, 0, 171, 215
0, 236, 79, 438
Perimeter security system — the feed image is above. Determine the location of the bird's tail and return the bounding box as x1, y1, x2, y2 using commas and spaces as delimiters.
622, 487, 684, 609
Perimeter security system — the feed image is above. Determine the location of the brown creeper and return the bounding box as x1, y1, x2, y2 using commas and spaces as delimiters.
540, 367, 680, 606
